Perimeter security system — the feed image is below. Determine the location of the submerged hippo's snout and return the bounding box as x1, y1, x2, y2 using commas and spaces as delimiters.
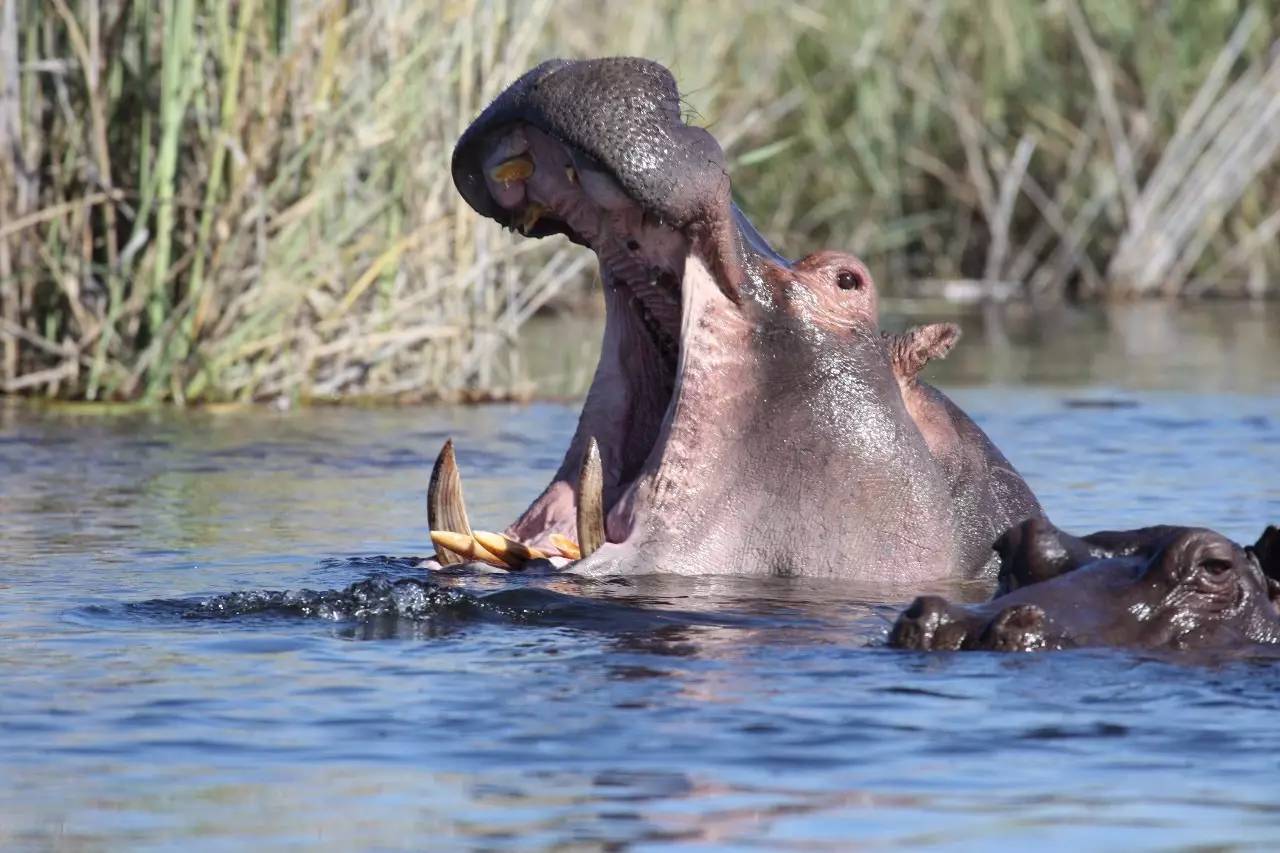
890, 596, 1056, 652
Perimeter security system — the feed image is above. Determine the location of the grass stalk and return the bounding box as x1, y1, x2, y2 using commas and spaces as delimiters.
145, 0, 196, 400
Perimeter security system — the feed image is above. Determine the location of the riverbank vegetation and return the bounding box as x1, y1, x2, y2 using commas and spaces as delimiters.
2, 0, 1278, 402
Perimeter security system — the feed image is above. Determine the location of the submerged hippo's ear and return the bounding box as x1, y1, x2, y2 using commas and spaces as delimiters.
1249, 525, 1280, 582
994, 517, 1081, 594
888, 323, 961, 383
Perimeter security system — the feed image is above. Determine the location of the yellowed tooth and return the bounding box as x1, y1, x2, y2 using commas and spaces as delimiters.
490, 154, 534, 184
429, 530, 508, 568
549, 533, 582, 560
576, 437, 605, 558
427, 438, 471, 565
564, 164, 578, 184
518, 203, 545, 235
472, 530, 546, 568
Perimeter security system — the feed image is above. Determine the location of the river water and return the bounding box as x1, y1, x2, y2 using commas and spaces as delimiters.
2, 303, 1279, 849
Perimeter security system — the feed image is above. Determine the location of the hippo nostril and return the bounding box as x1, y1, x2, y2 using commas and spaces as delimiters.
890, 595, 954, 650
627, 239, 641, 252
981, 604, 1048, 652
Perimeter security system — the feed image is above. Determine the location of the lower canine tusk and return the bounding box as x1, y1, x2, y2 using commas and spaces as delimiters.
576, 437, 605, 558
427, 438, 472, 565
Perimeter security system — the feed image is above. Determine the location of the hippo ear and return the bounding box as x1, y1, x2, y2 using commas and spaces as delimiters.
994, 517, 1081, 594
1249, 525, 1280, 582
888, 323, 961, 383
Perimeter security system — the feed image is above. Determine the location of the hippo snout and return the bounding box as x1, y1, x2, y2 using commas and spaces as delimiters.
891, 596, 1057, 652
976, 604, 1051, 652
452, 57, 730, 232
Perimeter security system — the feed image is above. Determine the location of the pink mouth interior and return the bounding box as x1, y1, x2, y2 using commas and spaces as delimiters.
483, 124, 698, 545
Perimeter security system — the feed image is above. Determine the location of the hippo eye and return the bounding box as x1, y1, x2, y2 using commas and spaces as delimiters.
836, 269, 864, 291
1198, 557, 1233, 577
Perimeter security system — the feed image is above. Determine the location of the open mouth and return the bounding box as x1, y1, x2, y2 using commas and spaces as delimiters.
427, 122, 727, 569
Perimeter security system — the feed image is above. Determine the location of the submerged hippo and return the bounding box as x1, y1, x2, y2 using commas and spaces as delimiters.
433, 57, 1042, 580
890, 520, 1280, 652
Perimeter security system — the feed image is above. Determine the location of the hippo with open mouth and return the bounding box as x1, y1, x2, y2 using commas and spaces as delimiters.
431, 57, 1042, 580
889, 521, 1280, 652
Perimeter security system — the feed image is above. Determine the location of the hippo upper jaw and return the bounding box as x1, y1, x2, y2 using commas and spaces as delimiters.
452, 58, 731, 243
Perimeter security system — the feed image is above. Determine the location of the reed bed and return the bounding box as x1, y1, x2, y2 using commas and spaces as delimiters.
1, 0, 1278, 402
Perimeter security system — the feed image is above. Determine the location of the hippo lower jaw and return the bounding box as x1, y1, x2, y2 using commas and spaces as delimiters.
574, 253, 754, 575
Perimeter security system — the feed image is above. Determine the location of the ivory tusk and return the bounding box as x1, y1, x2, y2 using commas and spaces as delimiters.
427, 439, 472, 565
576, 437, 605, 558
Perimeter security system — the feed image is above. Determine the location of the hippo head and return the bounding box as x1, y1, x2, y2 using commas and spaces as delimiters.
447, 58, 962, 578
890, 525, 1280, 651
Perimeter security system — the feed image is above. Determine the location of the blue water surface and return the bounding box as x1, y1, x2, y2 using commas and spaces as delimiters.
2, 308, 1280, 850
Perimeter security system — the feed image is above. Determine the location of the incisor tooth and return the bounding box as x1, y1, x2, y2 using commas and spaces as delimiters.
576, 437, 605, 558
549, 533, 582, 560
429, 531, 506, 567
472, 531, 546, 568
427, 438, 472, 565
490, 154, 534, 184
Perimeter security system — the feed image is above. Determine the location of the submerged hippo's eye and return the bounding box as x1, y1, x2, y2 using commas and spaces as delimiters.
836, 269, 864, 291
1199, 557, 1234, 577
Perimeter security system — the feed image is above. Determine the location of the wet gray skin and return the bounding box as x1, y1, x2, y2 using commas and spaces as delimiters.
449, 57, 1042, 580
890, 522, 1280, 652
994, 518, 1280, 594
